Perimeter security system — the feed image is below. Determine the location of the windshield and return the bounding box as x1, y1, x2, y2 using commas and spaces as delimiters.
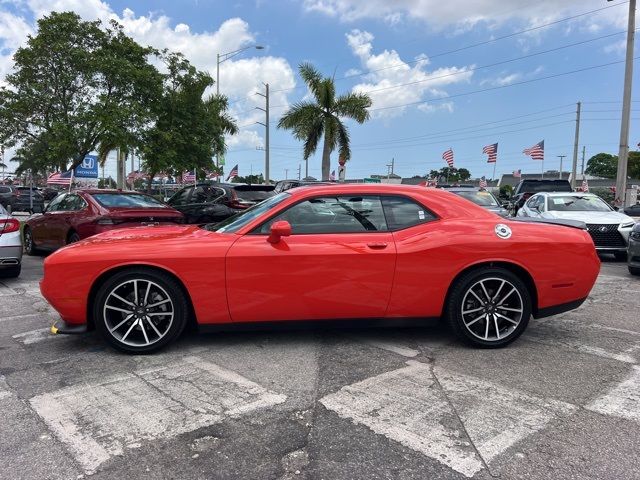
548, 195, 612, 212
235, 189, 275, 202
454, 190, 499, 207
92, 193, 168, 208
523, 182, 572, 193
205, 192, 290, 233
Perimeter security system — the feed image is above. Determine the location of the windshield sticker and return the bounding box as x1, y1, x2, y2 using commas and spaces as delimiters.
552, 198, 567, 205
495, 224, 512, 239
418, 211, 425, 220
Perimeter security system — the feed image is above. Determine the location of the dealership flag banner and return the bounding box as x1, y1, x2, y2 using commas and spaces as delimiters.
582, 178, 589, 192
513, 169, 521, 178
479, 176, 487, 188
226, 164, 239, 181
47, 170, 72, 186
442, 148, 454, 168
183, 171, 196, 183
483, 142, 498, 179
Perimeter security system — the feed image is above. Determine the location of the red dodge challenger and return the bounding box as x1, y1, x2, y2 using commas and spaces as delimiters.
41, 184, 600, 353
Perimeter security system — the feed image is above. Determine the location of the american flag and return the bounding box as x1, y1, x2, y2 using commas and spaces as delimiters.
479, 176, 488, 188
523, 140, 544, 160
329, 170, 336, 181
127, 170, 146, 181
206, 171, 220, 180
513, 169, 522, 178
183, 170, 196, 183
226, 164, 238, 181
442, 148, 454, 167
47, 170, 72, 186
482, 143, 498, 163
581, 178, 589, 192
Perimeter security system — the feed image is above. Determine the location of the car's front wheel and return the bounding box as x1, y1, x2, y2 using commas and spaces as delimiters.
446, 267, 531, 348
93, 268, 189, 354
23, 227, 38, 255
629, 266, 640, 276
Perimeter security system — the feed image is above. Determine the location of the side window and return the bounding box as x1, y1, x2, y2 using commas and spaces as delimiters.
538, 196, 547, 211
57, 194, 80, 211
0, 187, 8, 193
526, 195, 539, 208
46, 194, 66, 212
381, 196, 437, 230
257, 196, 388, 234
169, 188, 191, 206
191, 186, 224, 204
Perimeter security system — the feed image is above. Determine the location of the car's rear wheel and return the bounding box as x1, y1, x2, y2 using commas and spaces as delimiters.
446, 267, 531, 348
93, 269, 189, 354
23, 227, 38, 255
0, 264, 21, 278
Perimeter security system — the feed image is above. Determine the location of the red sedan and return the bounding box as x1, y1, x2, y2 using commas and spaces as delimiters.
41, 185, 599, 353
24, 189, 183, 254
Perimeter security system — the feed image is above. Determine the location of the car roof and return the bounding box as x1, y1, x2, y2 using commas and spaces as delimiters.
73, 189, 152, 195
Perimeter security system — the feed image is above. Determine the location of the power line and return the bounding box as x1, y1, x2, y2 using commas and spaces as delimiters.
370, 57, 637, 113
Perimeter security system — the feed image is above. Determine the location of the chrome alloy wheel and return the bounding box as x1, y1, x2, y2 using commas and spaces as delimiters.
103, 279, 174, 347
460, 277, 524, 342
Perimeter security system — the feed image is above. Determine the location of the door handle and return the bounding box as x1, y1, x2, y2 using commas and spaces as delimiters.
367, 242, 388, 249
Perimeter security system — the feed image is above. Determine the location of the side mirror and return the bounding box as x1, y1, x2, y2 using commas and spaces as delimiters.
267, 220, 292, 244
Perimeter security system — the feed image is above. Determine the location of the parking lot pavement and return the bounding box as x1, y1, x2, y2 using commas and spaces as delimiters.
1, 255, 639, 479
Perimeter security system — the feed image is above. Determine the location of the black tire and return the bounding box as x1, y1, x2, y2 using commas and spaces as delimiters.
93, 268, 189, 354
67, 231, 80, 244
629, 266, 640, 276
445, 267, 532, 348
0, 264, 21, 278
23, 227, 39, 255
614, 251, 628, 261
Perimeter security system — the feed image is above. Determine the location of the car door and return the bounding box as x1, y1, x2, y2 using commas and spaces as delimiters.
47, 194, 83, 247
225, 195, 397, 322
33, 194, 65, 247
521, 194, 541, 217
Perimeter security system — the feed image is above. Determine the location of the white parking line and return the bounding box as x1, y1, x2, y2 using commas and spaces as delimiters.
361, 339, 420, 357
320, 361, 576, 478
0, 375, 11, 400
12, 327, 53, 345
587, 365, 640, 423
30, 356, 286, 473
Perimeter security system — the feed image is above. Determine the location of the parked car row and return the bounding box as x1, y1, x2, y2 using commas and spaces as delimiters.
0, 185, 45, 213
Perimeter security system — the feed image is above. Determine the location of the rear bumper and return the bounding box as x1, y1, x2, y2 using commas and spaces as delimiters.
50, 319, 89, 335
535, 297, 587, 319
0, 245, 23, 265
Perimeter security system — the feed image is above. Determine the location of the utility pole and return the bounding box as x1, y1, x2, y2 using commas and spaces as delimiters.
571, 101, 581, 190
297, 164, 301, 180
386, 157, 395, 180
557, 155, 566, 180
613, 0, 636, 207
581, 146, 586, 175
284, 168, 288, 179
305, 158, 308, 179
256, 83, 270, 184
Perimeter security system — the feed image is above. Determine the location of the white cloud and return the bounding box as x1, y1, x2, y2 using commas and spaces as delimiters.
479, 66, 543, 87
303, 0, 628, 33
0, 0, 297, 149
346, 29, 473, 119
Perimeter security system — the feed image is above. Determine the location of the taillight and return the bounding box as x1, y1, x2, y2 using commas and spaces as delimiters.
12, 191, 20, 197
0, 218, 20, 234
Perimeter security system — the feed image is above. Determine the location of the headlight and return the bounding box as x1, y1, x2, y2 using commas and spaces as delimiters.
631, 231, 640, 240
621, 222, 635, 229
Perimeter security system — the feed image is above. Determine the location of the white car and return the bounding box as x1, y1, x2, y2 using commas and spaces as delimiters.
0, 203, 22, 277
517, 192, 635, 260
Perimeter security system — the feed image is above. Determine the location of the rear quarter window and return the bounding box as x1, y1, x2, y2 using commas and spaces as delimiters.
381, 196, 438, 230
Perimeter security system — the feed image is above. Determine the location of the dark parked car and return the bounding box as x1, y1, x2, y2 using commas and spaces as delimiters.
273, 179, 332, 194
510, 179, 572, 216
23, 189, 183, 254
439, 187, 509, 217
0, 185, 45, 213
41, 187, 63, 201
167, 183, 275, 224
623, 203, 640, 217
628, 223, 640, 275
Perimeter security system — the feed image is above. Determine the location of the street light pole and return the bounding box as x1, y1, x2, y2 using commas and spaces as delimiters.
557, 155, 566, 180
613, 0, 636, 207
256, 83, 270, 184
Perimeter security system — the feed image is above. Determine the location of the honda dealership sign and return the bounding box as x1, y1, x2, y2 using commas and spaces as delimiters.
74, 155, 99, 178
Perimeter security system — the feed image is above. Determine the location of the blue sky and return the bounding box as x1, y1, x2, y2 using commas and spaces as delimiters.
0, 0, 637, 180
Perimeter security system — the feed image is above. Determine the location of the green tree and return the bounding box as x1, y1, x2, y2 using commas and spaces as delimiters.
428, 167, 471, 182
0, 12, 162, 173
585, 153, 617, 178
278, 63, 372, 180
141, 52, 237, 192
234, 174, 264, 184
585, 152, 640, 179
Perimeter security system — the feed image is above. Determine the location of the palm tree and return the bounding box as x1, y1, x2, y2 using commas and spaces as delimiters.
278, 63, 372, 181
